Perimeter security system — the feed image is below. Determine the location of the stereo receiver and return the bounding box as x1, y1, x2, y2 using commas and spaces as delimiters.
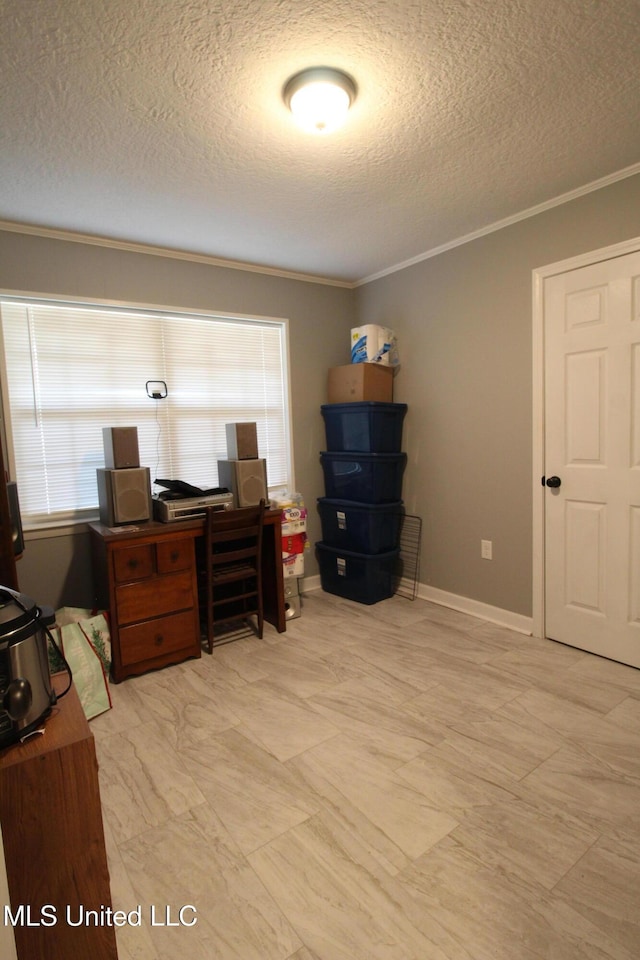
153, 492, 234, 522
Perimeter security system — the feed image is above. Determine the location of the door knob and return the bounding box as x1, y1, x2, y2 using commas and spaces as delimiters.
545, 476, 562, 488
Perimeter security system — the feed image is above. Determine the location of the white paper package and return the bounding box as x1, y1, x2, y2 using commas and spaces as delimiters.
350, 325, 399, 365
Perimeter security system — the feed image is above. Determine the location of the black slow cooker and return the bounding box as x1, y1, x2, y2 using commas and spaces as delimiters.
0, 586, 58, 748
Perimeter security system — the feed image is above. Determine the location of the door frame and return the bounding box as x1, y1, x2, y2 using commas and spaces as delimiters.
531, 234, 640, 640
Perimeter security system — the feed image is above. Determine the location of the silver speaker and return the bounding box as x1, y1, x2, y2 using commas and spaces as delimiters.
102, 426, 140, 468
284, 594, 301, 620
217, 459, 267, 506
97, 467, 151, 525
225, 422, 258, 460
283, 578, 299, 600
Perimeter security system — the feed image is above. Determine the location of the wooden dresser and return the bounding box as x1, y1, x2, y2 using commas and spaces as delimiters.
89, 521, 202, 682
0, 676, 118, 959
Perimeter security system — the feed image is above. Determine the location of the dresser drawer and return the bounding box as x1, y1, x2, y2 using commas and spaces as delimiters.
119, 610, 197, 666
113, 543, 154, 582
116, 570, 195, 625
156, 537, 192, 574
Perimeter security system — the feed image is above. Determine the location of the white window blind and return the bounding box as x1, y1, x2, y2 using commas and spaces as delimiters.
0, 299, 291, 526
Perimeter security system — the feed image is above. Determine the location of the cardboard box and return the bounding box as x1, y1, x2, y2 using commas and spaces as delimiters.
327, 364, 394, 403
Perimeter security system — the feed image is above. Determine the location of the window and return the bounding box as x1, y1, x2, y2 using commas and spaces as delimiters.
0, 298, 292, 527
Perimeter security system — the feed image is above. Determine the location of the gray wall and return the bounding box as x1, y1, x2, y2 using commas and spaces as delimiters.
356, 173, 640, 617
0, 230, 355, 607
3, 172, 640, 618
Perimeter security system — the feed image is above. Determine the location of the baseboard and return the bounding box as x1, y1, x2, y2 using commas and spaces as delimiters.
301, 574, 532, 636
300, 574, 321, 595
417, 584, 532, 635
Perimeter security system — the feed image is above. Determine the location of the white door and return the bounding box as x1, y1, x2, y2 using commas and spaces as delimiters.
544, 251, 640, 667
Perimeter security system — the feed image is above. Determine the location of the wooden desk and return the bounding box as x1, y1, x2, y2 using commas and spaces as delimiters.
0, 675, 118, 960
89, 509, 285, 682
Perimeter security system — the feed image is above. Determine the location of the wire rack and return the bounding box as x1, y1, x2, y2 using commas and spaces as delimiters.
394, 513, 422, 600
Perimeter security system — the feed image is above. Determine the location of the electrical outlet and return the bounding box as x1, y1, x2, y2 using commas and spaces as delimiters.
481, 539, 493, 560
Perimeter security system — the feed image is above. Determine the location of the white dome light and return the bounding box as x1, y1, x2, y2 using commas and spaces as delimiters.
283, 68, 357, 134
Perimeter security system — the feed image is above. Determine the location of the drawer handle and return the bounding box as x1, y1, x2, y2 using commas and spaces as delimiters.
127, 558, 139, 570
155, 634, 164, 647
170, 551, 179, 563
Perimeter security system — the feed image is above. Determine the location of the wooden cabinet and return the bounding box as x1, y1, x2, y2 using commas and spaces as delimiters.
89, 521, 202, 682
0, 676, 118, 959
90, 512, 286, 682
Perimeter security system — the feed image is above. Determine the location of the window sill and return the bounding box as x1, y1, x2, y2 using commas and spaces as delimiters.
24, 516, 99, 540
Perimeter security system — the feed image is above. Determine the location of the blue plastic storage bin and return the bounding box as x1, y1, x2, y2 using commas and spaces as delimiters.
316, 542, 399, 605
317, 498, 404, 553
320, 451, 407, 503
321, 402, 408, 453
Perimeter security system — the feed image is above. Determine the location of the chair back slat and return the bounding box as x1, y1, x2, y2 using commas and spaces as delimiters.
200, 499, 267, 651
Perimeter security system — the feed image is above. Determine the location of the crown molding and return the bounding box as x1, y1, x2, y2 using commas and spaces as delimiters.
356, 162, 640, 286
0, 220, 355, 289
2, 160, 638, 290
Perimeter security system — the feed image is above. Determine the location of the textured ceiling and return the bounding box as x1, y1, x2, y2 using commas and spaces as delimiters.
1, 0, 639, 283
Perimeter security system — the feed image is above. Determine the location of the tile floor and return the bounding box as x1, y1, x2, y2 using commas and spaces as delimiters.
91, 592, 640, 960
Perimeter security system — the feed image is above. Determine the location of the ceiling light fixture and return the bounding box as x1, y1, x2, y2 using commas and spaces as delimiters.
283, 67, 357, 134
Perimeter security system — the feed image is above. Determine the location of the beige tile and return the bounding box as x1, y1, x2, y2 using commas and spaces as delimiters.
240, 638, 348, 700
187, 644, 262, 689
247, 813, 459, 960
90, 677, 146, 740
411, 613, 523, 659
519, 743, 640, 843
567, 654, 640, 695
93, 592, 640, 959
339, 633, 442, 693
415, 601, 489, 632
101, 816, 160, 960
180, 727, 317, 854
396, 746, 521, 816
358, 594, 446, 629
284, 595, 378, 650
286, 948, 323, 960
407, 620, 503, 664
555, 834, 640, 956
490, 641, 589, 685
288, 751, 412, 877
399, 838, 636, 960
110, 665, 241, 751
308, 677, 445, 765
438, 710, 563, 782
450, 799, 598, 890
297, 735, 459, 860
282, 620, 362, 656
509, 687, 640, 780
321, 647, 431, 703
208, 677, 340, 761
96, 721, 206, 844
605, 695, 640, 732
467, 618, 533, 651
120, 803, 302, 960
493, 649, 629, 714
401, 661, 528, 727
204, 632, 274, 682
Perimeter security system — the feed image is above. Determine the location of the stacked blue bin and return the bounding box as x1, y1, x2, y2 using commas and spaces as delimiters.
317, 401, 407, 604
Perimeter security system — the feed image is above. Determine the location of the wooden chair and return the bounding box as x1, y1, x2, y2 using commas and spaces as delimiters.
199, 500, 266, 652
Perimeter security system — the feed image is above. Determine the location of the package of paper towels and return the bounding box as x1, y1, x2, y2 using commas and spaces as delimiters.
351, 325, 399, 365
